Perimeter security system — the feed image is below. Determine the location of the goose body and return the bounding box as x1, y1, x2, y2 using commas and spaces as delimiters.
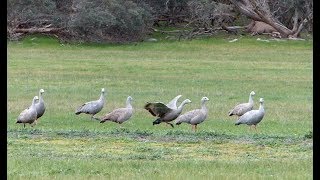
35, 89, 46, 120
144, 96, 191, 127
235, 98, 265, 129
229, 91, 255, 117
100, 96, 134, 124
16, 96, 38, 128
175, 97, 209, 131
75, 88, 106, 120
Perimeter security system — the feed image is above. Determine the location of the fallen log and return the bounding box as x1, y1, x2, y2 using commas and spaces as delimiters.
13, 27, 64, 34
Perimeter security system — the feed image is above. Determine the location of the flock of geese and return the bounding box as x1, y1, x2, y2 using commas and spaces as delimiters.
16, 88, 265, 132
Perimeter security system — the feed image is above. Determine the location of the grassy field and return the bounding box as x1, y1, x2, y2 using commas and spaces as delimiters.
8, 35, 312, 179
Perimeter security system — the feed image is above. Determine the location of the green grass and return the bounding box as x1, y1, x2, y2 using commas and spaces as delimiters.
8, 35, 312, 179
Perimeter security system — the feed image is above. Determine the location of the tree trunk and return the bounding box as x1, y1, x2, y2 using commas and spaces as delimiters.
291, 18, 308, 38
292, 8, 299, 32
230, 0, 309, 38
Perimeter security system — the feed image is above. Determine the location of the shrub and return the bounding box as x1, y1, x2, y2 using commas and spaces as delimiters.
8, 0, 153, 43
61, 0, 153, 43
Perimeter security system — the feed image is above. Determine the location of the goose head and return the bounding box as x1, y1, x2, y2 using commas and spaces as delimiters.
101, 88, 105, 93
177, 99, 191, 110
250, 91, 255, 96
127, 96, 133, 101
201, 97, 209, 102
39, 89, 45, 94
33, 96, 39, 104
183, 99, 192, 104
259, 98, 264, 103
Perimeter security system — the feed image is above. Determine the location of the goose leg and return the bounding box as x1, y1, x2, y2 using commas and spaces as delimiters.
23, 124, 25, 128
191, 125, 194, 131
91, 115, 100, 121
167, 122, 174, 128
93, 117, 100, 121
118, 121, 123, 128
194, 125, 197, 132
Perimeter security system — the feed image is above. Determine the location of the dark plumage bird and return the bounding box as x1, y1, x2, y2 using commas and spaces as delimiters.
100, 96, 134, 124
144, 96, 191, 128
75, 88, 106, 120
16, 96, 38, 128
235, 98, 265, 131
175, 97, 209, 132
229, 91, 255, 117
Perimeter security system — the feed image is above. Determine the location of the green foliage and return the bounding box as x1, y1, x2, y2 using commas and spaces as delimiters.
68, 0, 153, 43
187, 0, 234, 28
7, 0, 153, 43
7, 0, 66, 27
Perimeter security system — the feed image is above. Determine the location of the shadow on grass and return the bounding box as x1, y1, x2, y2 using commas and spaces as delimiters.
7, 128, 312, 146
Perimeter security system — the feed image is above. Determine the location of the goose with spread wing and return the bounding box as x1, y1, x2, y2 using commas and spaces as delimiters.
166, 95, 182, 110
144, 95, 191, 128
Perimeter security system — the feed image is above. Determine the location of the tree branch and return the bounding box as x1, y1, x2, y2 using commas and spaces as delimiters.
292, 18, 308, 38
292, 8, 299, 32
13, 27, 64, 34
230, 0, 262, 21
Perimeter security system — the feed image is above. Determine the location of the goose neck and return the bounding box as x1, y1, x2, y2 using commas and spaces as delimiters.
126, 99, 132, 108
201, 100, 207, 110
32, 99, 37, 107
249, 94, 254, 104
100, 93, 105, 101
177, 100, 188, 110
259, 102, 264, 111
38, 94, 43, 102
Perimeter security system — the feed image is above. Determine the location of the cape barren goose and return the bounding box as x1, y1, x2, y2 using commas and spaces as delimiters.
229, 91, 255, 117
144, 96, 191, 128
75, 88, 106, 120
100, 96, 134, 124
175, 97, 209, 132
235, 98, 265, 130
16, 96, 38, 128
34, 89, 46, 122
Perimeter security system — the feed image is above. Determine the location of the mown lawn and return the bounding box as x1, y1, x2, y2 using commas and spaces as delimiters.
7, 35, 312, 179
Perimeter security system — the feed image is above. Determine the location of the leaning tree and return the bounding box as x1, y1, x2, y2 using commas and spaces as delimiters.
230, 0, 312, 38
